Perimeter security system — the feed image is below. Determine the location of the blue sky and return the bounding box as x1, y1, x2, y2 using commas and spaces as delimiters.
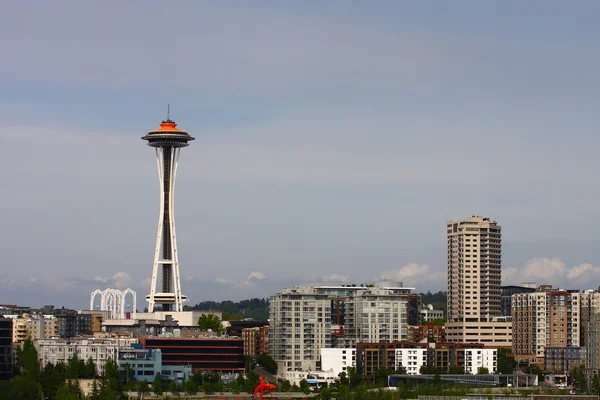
1, 1, 600, 308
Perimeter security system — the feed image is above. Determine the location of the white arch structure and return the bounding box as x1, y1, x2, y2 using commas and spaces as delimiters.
90, 288, 137, 319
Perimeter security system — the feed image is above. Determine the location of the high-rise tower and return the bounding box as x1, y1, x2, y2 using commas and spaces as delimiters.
445, 216, 511, 347
142, 113, 194, 312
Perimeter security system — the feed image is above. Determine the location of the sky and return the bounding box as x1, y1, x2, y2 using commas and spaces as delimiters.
2, 1, 600, 309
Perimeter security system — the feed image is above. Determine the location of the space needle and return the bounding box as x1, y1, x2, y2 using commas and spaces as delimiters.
142, 107, 194, 312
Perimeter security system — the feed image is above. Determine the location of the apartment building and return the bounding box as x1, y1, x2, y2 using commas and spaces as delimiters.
407, 324, 445, 343
395, 348, 428, 375
241, 325, 269, 358
446, 216, 511, 347
2, 313, 58, 343
464, 348, 497, 374
512, 287, 582, 364
269, 286, 332, 372
35, 336, 138, 375
344, 287, 408, 345
321, 348, 356, 376
356, 341, 489, 376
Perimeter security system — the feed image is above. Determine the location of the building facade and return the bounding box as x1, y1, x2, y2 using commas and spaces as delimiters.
544, 347, 587, 375
395, 348, 428, 375
464, 348, 497, 374
35, 336, 138, 375
446, 216, 510, 346
320, 348, 356, 376
0, 318, 12, 380
344, 287, 407, 345
241, 326, 269, 358
512, 288, 582, 364
139, 337, 244, 373
407, 324, 445, 343
118, 345, 192, 384
501, 284, 536, 317
269, 286, 332, 372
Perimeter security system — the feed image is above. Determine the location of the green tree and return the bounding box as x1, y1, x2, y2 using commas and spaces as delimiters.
84, 357, 97, 378
138, 380, 150, 396
497, 348, 516, 374
449, 366, 465, 374
55, 384, 80, 400
166, 380, 179, 394
19, 339, 40, 381
6, 375, 43, 400
478, 367, 490, 374
592, 373, 600, 395
183, 378, 197, 394
197, 313, 224, 335
299, 379, 310, 394
152, 372, 163, 395
257, 352, 278, 374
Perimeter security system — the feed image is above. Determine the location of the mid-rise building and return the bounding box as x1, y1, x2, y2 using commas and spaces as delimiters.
356, 341, 489, 376
464, 348, 497, 374
395, 348, 428, 375
512, 287, 582, 364
344, 287, 407, 345
0, 318, 12, 380
501, 284, 536, 317
270, 286, 332, 372
446, 216, 511, 346
241, 326, 269, 358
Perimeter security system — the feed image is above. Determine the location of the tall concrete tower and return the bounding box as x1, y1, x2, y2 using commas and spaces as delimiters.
142, 112, 194, 312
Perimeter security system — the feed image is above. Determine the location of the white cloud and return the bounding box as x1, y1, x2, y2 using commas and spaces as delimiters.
379, 263, 445, 290
247, 272, 266, 281
319, 274, 349, 283
504, 257, 600, 289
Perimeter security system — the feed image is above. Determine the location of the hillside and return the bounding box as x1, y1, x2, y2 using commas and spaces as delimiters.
185, 298, 270, 321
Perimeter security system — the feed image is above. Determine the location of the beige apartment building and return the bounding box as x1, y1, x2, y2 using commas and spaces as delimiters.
513, 288, 599, 364
446, 216, 511, 347
3, 314, 58, 344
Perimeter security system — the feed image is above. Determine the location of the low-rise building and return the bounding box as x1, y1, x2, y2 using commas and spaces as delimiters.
419, 305, 444, 323
139, 337, 244, 373
407, 325, 445, 343
445, 319, 512, 348
118, 345, 192, 384
35, 336, 138, 374
320, 348, 356, 376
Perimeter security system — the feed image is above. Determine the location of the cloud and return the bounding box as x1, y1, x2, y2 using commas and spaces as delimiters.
379, 263, 445, 289
247, 272, 266, 281
319, 274, 349, 283
504, 257, 600, 289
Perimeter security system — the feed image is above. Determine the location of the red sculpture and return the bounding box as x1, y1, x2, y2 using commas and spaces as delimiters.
253, 374, 277, 399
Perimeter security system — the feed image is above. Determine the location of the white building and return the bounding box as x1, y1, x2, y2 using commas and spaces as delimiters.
321, 348, 356, 376
395, 348, 428, 375
464, 348, 497, 374
279, 370, 338, 388
344, 287, 407, 345
270, 286, 332, 372
35, 336, 138, 374
419, 305, 444, 323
